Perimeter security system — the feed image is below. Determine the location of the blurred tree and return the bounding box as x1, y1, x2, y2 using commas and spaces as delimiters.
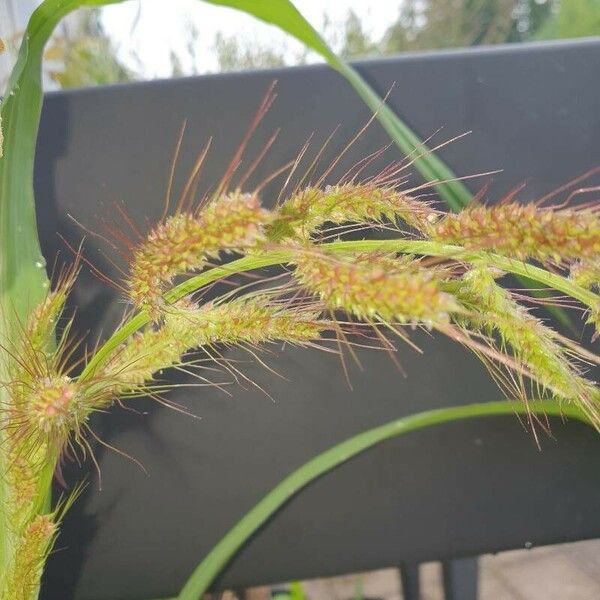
168, 21, 204, 77
35, 0, 600, 87
382, 0, 556, 53
338, 10, 379, 59
209, 1, 565, 71
46, 8, 135, 88
536, 0, 600, 39
213, 32, 288, 72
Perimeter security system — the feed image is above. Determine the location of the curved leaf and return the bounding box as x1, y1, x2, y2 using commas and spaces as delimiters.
205, 0, 472, 211
177, 400, 590, 599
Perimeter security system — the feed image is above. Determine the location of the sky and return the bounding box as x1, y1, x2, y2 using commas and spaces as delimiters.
100, 1, 397, 77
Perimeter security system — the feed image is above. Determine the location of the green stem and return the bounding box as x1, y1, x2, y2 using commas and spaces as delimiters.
176, 400, 590, 599
80, 241, 598, 381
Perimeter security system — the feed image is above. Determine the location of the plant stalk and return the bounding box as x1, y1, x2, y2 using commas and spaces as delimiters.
81, 240, 597, 382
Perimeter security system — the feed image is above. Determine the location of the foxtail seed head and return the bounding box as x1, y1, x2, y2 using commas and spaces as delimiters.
129, 192, 272, 315
105, 296, 325, 388
430, 203, 600, 263
293, 250, 458, 326
23, 276, 74, 362
459, 267, 599, 423
268, 183, 435, 241
5, 514, 56, 600
27, 375, 82, 440
570, 259, 600, 290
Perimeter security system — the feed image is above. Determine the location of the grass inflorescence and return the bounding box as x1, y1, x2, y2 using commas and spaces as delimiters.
129, 192, 272, 316
430, 202, 600, 263
293, 249, 458, 327
1, 120, 599, 598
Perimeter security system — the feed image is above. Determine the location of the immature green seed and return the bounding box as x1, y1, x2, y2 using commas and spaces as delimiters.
459, 267, 599, 423
3, 514, 56, 600
430, 203, 600, 262
105, 296, 325, 388
268, 183, 435, 241
570, 259, 600, 290
129, 192, 272, 315
293, 249, 458, 326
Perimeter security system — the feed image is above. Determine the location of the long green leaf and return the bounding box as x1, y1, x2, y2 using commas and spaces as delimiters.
177, 400, 590, 599
205, 0, 472, 211
0, 0, 124, 584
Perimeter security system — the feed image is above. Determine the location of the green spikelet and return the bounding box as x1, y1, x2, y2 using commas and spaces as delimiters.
24, 268, 75, 355
293, 249, 459, 326
459, 267, 599, 423
268, 183, 435, 241
104, 296, 325, 389
570, 259, 600, 290
430, 203, 600, 262
3, 514, 56, 600
129, 193, 273, 315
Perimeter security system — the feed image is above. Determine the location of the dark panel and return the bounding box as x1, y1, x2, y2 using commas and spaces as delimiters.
37, 39, 600, 600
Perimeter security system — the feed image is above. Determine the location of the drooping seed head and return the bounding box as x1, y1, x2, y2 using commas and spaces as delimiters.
129, 192, 272, 315
104, 296, 325, 389
459, 267, 599, 423
430, 203, 600, 263
179, 297, 325, 347
268, 183, 436, 241
293, 249, 459, 326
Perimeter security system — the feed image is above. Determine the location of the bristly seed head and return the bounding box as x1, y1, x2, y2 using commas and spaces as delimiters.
5, 514, 56, 600
430, 203, 600, 263
129, 192, 272, 316
570, 259, 600, 290
104, 296, 325, 388
293, 249, 459, 326
268, 183, 436, 241
27, 375, 81, 437
459, 267, 600, 424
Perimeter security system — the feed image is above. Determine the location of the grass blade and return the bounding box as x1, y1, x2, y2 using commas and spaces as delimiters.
0, 0, 123, 582
177, 400, 589, 599
205, 0, 472, 211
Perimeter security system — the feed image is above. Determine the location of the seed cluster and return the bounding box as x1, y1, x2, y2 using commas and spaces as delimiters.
129, 192, 272, 314
106, 297, 324, 388
431, 203, 600, 262
570, 259, 600, 290
268, 183, 435, 240
293, 250, 458, 325
27, 375, 80, 436
5, 515, 56, 600
460, 268, 598, 418
6, 162, 600, 600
